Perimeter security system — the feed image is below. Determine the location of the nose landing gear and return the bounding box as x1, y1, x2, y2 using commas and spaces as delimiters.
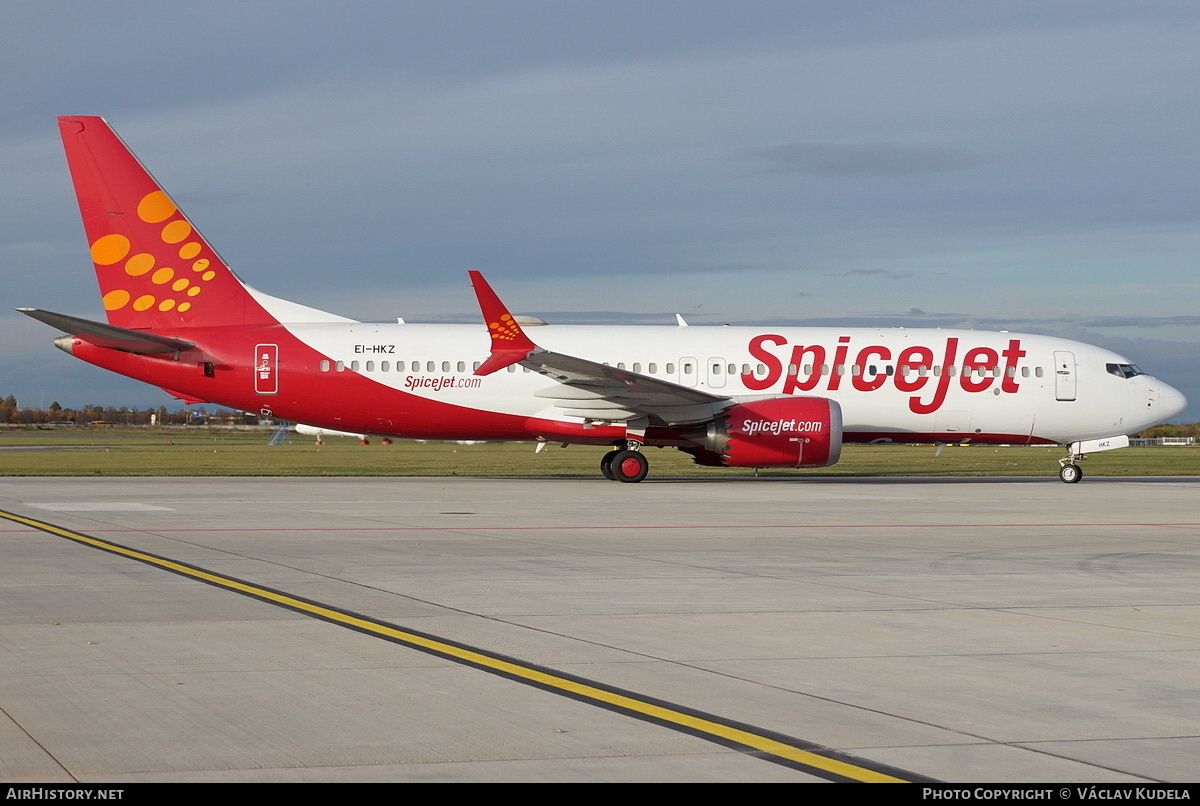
1056, 436, 1130, 482
1058, 445, 1086, 483
1058, 460, 1083, 483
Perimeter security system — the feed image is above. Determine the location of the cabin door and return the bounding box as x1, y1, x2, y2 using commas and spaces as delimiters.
1053, 350, 1076, 401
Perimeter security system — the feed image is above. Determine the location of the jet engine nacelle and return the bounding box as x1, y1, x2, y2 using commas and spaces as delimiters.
692, 396, 843, 468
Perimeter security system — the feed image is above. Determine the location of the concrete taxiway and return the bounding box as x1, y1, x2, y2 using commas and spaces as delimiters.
1, 475, 1197, 782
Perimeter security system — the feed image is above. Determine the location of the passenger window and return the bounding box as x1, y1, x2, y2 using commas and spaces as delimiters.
366, 361, 375, 372
335, 361, 344, 372
351, 361, 360, 372
711, 363, 721, 375
457, 361, 466, 372
319, 360, 330, 372
381, 361, 389, 372
427, 361, 435, 372
666, 363, 675, 373
649, 363, 657, 373
684, 363, 694, 375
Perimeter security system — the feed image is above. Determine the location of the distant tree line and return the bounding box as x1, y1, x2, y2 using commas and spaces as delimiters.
1133, 422, 1200, 439
0, 395, 254, 426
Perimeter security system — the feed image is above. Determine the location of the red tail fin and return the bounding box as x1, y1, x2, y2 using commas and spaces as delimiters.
58, 116, 278, 330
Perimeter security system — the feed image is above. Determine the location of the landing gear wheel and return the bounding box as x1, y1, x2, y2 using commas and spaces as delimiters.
610, 449, 649, 483
1059, 464, 1083, 484
600, 451, 618, 480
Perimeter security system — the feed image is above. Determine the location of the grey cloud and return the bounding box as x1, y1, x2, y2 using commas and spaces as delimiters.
1072, 315, 1200, 329
823, 269, 914, 279
748, 143, 986, 176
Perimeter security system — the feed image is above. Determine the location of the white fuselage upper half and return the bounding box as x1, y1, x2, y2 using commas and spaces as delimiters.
285, 322, 1186, 445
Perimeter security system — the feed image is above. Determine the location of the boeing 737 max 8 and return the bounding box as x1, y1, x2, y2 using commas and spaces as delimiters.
20, 117, 1188, 482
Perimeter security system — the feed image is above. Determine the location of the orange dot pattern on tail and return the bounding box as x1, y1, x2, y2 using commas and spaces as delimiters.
90, 190, 219, 315
488, 314, 522, 342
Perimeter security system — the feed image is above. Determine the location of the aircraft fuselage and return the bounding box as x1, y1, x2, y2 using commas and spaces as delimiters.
59, 321, 1178, 448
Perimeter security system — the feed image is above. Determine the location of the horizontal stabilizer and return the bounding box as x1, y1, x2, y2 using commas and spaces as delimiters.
17, 308, 196, 354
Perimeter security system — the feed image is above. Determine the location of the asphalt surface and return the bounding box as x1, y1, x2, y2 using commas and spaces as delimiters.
1, 475, 1197, 782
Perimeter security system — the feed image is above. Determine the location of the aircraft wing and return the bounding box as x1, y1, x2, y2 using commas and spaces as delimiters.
18, 308, 196, 354
468, 272, 730, 427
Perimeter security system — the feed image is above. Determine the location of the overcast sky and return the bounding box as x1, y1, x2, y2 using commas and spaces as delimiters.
3, 1, 1198, 420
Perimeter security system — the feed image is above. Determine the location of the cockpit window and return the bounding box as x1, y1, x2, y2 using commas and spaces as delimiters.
1106, 363, 1144, 379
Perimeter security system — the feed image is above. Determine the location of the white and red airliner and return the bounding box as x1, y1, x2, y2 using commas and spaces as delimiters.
21, 116, 1187, 482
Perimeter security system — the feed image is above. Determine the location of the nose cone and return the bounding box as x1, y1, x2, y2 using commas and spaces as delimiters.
1157, 381, 1188, 421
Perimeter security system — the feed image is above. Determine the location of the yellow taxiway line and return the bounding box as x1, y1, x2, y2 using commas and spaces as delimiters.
1, 508, 925, 783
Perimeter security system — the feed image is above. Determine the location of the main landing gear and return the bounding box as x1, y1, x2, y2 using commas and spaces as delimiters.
600, 448, 649, 483
600, 417, 651, 483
